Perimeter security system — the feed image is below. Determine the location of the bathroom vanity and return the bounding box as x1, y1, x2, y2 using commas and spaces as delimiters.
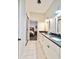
37, 32, 61, 59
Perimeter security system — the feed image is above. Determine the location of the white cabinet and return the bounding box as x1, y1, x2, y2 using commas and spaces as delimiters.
43, 36, 60, 59
37, 33, 61, 59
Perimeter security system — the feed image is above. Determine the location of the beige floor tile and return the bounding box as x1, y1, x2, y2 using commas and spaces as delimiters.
22, 41, 37, 59
23, 55, 36, 59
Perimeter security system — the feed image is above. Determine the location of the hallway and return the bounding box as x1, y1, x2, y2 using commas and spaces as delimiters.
22, 41, 37, 59
18, 0, 61, 59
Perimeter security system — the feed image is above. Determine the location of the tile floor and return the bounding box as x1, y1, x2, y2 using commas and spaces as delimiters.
22, 41, 37, 59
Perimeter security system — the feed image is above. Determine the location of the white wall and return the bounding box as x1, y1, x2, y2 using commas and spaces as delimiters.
58, 20, 61, 34
45, 21, 49, 31
18, 0, 27, 59
49, 18, 56, 33
38, 22, 45, 31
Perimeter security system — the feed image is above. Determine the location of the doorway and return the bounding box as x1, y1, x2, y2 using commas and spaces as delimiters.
29, 20, 37, 40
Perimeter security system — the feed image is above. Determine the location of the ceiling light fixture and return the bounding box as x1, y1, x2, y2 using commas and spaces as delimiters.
37, 0, 41, 4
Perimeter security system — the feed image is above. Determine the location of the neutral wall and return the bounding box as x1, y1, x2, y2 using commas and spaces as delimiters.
57, 20, 61, 34
49, 18, 56, 33
38, 22, 45, 31
38, 21, 49, 31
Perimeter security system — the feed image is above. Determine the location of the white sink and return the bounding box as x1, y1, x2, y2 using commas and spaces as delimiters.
51, 37, 61, 41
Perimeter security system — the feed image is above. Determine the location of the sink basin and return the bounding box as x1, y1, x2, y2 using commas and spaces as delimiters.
51, 37, 61, 41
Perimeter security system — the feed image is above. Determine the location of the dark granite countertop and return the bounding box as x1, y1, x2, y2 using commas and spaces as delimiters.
40, 33, 61, 48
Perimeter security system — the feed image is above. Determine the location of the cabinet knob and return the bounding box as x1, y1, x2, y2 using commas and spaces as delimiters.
47, 45, 50, 48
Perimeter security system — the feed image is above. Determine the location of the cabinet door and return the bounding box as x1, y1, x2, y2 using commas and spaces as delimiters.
46, 38, 60, 55
42, 36, 60, 59
37, 33, 60, 59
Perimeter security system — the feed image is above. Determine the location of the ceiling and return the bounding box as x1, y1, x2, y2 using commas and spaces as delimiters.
26, 0, 54, 13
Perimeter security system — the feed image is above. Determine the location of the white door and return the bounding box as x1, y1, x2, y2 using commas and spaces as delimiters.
18, 0, 27, 59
